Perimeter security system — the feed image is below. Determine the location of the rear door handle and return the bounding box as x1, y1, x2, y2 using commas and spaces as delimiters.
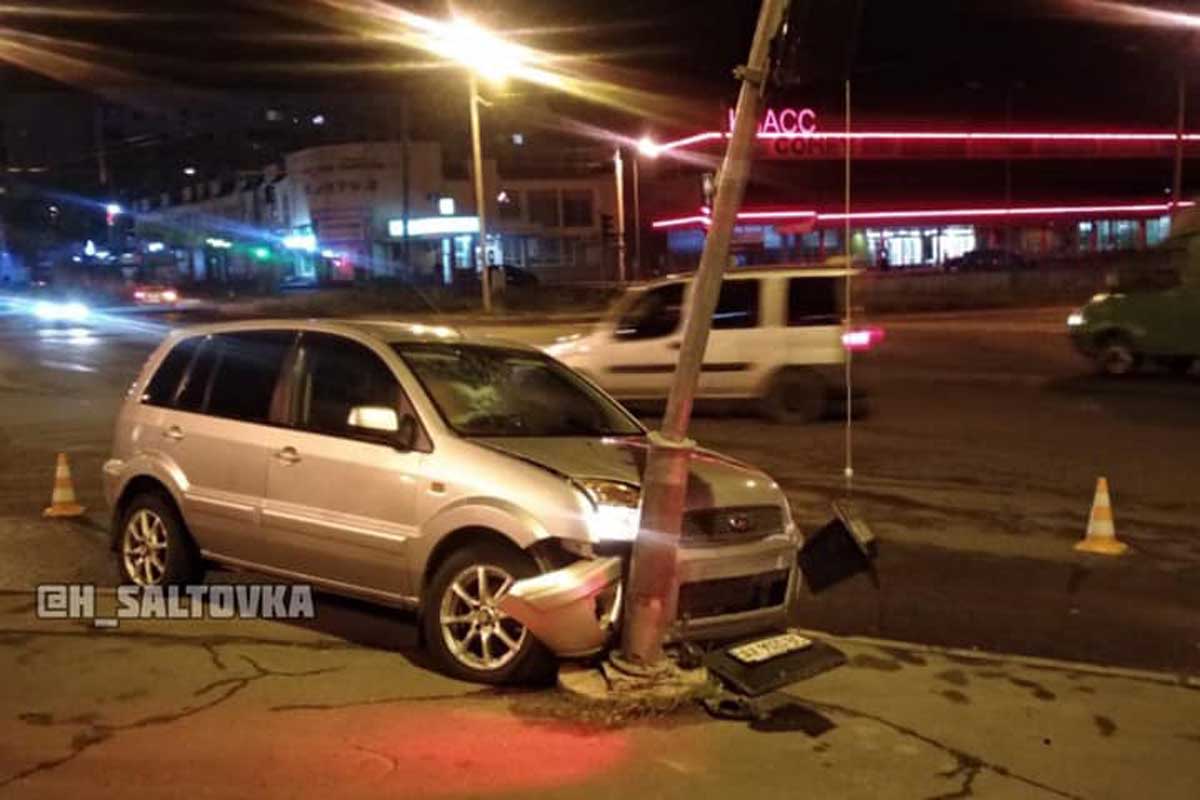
274, 446, 301, 465
162, 425, 184, 441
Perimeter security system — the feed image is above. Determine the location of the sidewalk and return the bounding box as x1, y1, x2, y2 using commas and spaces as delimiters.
1, 589, 1197, 799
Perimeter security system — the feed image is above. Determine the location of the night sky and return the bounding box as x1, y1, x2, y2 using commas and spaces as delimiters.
2, 0, 1195, 132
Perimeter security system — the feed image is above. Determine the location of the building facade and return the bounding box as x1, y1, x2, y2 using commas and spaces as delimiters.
640, 106, 1200, 274
133, 139, 619, 287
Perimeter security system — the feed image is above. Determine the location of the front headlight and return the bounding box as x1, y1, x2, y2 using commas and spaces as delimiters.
577, 479, 641, 542
1067, 311, 1085, 327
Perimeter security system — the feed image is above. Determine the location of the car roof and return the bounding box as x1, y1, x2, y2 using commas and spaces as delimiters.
162, 318, 540, 352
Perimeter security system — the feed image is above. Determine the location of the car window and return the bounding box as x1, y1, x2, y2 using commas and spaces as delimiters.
614, 283, 685, 340
205, 332, 293, 423
787, 277, 841, 326
294, 333, 402, 439
142, 336, 199, 407
713, 279, 759, 329
395, 343, 642, 438
175, 335, 219, 413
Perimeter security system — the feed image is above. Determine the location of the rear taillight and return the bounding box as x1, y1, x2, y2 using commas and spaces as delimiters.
842, 326, 885, 351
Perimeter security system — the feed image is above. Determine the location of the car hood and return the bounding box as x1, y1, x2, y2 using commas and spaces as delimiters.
475, 436, 784, 511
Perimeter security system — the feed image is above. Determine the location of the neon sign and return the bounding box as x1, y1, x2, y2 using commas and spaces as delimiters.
727, 107, 818, 136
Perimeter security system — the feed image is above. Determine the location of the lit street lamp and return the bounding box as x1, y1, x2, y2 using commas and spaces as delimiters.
633, 137, 661, 279
428, 17, 544, 313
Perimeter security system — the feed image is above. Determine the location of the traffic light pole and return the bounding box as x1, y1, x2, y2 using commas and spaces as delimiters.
618, 0, 789, 669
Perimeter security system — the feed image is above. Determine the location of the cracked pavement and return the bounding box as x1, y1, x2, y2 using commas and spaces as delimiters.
1, 591, 1198, 799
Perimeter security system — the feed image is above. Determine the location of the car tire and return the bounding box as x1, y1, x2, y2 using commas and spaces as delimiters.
422, 541, 555, 685
117, 492, 204, 587
1097, 334, 1140, 378
759, 368, 828, 424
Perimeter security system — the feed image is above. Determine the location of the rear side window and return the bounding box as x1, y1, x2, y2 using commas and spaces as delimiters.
713, 280, 760, 329
175, 336, 219, 412
294, 333, 401, 438
142, 337, 199, 407
205, 332, 293, 423
787, 277, 841, 326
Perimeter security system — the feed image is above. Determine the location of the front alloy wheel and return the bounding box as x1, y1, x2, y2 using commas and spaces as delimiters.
422, 542, 554, 684
439, 564, 526, 672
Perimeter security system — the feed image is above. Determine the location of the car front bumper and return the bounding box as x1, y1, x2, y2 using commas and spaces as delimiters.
499, 533, 798, 658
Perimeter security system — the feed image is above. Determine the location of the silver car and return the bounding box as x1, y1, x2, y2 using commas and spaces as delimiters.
103, 320, 800, 683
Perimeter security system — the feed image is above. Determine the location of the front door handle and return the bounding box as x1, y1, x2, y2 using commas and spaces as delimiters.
274, 446, 301, 465
667, 340, 682, 350
162, 425, 184, 441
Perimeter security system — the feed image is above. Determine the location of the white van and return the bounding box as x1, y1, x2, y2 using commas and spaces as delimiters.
546, 267, 872, 422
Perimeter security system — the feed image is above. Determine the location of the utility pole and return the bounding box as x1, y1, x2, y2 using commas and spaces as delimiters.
1173, 66, 1186, 209
618, 0, 788, 669
468, 74, 492, 311
632, 153, 642, 281
613, 147, 627, 283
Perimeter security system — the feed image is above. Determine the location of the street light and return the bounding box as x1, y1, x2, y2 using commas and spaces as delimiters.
633, 137, 661, 278
429, 17, 542, 312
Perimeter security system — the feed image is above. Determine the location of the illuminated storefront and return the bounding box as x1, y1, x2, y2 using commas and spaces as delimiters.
645, 109, 1199, 271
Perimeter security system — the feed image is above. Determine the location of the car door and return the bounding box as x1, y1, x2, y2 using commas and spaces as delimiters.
260, 332, 425, 600
784, 276, 845, 367
696, 278, 764, 398
154, 330, 292, 559
598, 282, 686, 399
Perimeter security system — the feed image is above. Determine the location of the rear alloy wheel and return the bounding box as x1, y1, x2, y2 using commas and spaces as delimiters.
759, 368, 829, 424
1097, 335, 1140, 378
118, 493, 203, 587
422, 542, 554, 685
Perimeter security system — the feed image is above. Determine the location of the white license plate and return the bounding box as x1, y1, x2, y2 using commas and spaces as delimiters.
728, 632, 812, 664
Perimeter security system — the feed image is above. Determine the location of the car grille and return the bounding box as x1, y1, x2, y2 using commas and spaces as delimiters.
682, 505, 784, 544
677, 570, 790, 620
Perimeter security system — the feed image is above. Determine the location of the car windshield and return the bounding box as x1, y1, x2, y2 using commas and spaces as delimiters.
393, 343, 643, 437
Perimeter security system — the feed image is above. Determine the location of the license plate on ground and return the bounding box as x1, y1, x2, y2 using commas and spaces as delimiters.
727, 632, 813, 664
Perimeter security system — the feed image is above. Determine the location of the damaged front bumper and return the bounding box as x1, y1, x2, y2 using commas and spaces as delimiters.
499, 534, 798, 659
500, 501, 878, 660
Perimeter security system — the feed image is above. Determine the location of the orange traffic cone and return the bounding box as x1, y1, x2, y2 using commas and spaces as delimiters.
43, 453, 85, 518
1075, 477, 1127, 555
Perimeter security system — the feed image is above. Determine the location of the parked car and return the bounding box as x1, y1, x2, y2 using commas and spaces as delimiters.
545, 267, 876, 422
944, 249, 1030, 272
103, 320, 800, 683
492, 264, 539, 288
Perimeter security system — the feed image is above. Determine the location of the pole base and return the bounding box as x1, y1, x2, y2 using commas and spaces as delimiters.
1074, 538, 1128, 556
557, 655, 715, 715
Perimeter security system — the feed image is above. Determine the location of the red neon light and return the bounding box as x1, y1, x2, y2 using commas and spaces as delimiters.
655, 129, 1200, 154
650, 200, 1195, 229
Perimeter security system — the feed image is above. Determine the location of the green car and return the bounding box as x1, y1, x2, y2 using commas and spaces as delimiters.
1068, 211, 1200, 377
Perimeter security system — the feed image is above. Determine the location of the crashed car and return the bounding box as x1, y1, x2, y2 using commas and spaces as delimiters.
103, 320, 802, 684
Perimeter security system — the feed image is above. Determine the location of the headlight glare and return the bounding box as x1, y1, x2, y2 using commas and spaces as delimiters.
578, 479, 641, 542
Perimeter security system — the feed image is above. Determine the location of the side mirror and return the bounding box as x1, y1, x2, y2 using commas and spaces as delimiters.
346, 406, 418, 451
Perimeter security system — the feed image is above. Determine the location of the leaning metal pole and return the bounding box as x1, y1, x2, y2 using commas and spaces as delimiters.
618, 0, 790, 668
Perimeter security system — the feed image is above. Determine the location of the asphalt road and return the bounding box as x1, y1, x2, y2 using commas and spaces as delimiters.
1, 299, 1198, 673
